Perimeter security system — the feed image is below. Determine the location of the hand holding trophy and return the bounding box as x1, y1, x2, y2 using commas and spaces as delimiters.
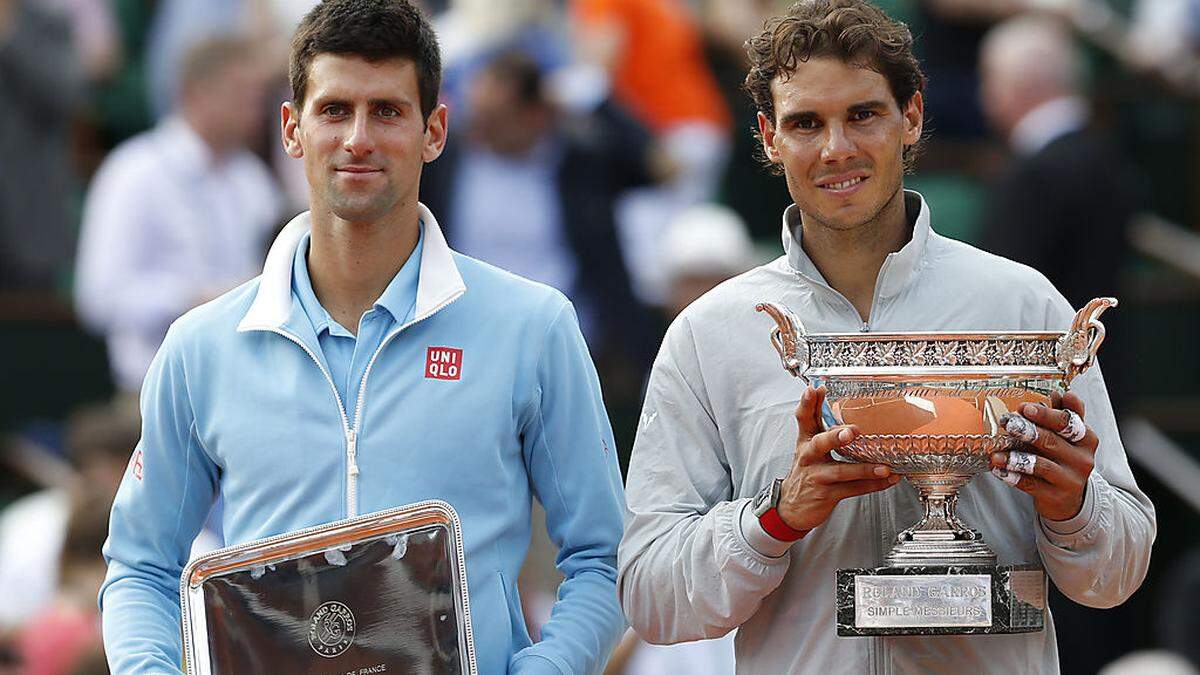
757, 297, 1116, 636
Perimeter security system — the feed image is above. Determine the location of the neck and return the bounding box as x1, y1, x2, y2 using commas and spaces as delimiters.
800, 188, 910, 322
179, 111, 230, 160
307, 203, 421, 334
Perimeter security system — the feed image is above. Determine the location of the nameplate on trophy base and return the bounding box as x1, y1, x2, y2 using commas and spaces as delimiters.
836, 565, 1045, 636
180, 500, 478, 674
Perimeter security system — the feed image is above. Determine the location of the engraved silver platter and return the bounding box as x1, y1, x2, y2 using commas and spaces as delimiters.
757, 298, 1116, 566
180, 500, 477, 674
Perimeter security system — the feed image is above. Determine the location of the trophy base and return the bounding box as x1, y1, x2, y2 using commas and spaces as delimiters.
836, 564, 1045, 636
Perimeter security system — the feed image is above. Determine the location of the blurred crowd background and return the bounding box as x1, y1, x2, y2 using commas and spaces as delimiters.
2, 0, 1200, 673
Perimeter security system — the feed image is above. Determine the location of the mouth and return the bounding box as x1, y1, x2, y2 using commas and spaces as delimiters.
816, 174, 869, 195
335, 166, 382, 175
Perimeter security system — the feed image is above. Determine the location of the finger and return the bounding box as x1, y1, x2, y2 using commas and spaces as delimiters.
827, 477, 902, 501
989, 450, 1075, 486
1018, 403, 1098, 450
810, 461, 893, 483
797, 425, 857, 464
1049, 391, 1063, 409
794, 386, 827, 437
1061, 391, 1086, 418
999, 412, 1088, 467
990, 466, 1047, 492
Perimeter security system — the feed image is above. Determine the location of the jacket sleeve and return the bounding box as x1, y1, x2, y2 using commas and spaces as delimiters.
99, 326, 219, 674
618, 315, 791, 643
1035, 361, 1157, 608
511, 301, 628, 675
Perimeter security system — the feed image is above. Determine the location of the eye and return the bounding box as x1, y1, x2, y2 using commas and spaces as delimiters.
378, 106, 400, 119
850, 110, 878, 122
792, 116, 820, 131
321, 104, 349, 117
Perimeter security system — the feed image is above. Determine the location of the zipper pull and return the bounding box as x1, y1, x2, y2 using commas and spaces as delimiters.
347, 429, 359, 477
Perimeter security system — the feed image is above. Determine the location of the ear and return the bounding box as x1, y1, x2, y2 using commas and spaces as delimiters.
422, 103, 449, 163
281, 101, 304, 159
901, 91, 924, 148
758, 111, 781, 166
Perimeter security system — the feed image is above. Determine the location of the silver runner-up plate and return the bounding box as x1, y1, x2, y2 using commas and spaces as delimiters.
180, 500, 477, 675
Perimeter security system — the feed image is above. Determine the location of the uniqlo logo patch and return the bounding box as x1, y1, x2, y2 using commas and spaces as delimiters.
425, 347, 463, 380
132, 449, 144, 481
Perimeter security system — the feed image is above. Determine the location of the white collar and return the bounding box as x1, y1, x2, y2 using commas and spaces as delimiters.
781, 190, 933, 301
1010, 96, 1089, 156
237, 203, 466, 332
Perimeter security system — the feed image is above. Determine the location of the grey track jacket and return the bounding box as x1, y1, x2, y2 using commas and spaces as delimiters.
618, 192, 1156, 674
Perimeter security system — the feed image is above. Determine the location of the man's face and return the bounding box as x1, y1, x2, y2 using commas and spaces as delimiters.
759, 57, 922, 232
282, 54, 447, 224
183, 60, 269, 151
467, 70, 550, 157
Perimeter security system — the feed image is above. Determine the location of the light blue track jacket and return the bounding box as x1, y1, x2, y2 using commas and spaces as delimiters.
100, 205, 628, 674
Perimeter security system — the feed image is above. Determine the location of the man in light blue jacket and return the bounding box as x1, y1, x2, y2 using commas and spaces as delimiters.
99, 1, 627, 673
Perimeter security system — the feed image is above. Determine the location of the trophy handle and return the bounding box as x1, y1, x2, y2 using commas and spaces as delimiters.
1056, 297, 1118, 386
755, 301, 810, 384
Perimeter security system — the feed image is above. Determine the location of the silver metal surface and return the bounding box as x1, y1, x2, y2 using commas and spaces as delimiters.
854, 574, 993, 629
180, 500, 477, 675
757, 298, 1116, 566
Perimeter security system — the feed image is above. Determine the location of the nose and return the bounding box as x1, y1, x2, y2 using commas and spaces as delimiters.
342, 111, 374, 158
820, 122, 856, 163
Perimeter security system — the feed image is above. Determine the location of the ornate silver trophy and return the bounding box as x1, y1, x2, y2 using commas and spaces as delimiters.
757, 297, 1116, 636
180, 500, 477, 673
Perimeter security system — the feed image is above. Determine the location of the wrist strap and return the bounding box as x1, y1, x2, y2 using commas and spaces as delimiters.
758, 507, 807, 542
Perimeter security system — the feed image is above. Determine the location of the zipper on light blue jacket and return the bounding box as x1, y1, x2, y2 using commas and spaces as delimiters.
264, 288, 465, 518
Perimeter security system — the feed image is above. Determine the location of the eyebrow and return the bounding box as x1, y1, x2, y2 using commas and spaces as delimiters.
310, 95, 414, 109
777, 100, 890, 125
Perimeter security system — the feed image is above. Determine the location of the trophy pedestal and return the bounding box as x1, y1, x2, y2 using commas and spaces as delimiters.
836, 564, 1045, 636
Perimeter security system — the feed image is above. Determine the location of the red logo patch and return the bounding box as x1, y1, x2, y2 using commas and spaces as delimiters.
425, 347, 463, 381
132, 449, 144, 481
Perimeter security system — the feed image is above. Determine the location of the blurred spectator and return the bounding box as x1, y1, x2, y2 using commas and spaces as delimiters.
144, 0, 249, 118
0, 0, 85, 291
572, 0, 731, 305
75, 36, 283, 394
660, 203, 757, 317
33, 0, 119, 81
979, 15, 1144, 674
978, 14, 1139, 316
915, 0, 1042, 138
422, 51, 655, 365
435, 0, 569, 112
16, 487, 109, 675
698, 0, 796, 243
0, 401, 138, 633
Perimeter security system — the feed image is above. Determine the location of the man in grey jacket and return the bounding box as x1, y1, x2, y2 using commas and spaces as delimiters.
617, 1, 1156, 672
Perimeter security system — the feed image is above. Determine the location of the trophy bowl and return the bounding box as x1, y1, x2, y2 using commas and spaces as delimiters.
756, 298, 1116, 567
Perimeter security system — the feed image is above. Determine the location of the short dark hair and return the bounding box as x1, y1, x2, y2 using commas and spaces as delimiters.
744, 0, 927, 172
290, 0, 442, 119
481, 51, 546, 107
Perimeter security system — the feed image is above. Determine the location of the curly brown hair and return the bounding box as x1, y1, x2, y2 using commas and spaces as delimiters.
743, 0, 927, 173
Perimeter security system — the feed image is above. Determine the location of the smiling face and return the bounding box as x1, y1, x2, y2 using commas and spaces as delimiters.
281, 54, 447, 225
759, 57, 923, 233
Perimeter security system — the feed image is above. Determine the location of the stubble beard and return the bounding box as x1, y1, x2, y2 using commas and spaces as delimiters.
324, 176, 401, 225
796, 169, 904, 236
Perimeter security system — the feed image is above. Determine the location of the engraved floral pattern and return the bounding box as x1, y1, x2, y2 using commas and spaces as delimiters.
807, 337, 1061, 369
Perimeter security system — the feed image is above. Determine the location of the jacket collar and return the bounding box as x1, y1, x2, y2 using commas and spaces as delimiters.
237, 203, 466, 332
781, 190, 932, 301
